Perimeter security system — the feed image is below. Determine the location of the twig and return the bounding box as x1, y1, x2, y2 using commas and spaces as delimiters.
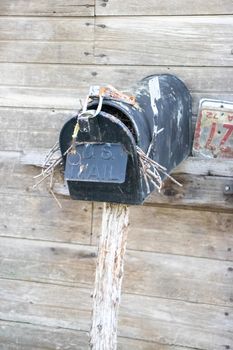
136, 146, 182, 191
32, 142, 73, 208
49, 188, 62, 209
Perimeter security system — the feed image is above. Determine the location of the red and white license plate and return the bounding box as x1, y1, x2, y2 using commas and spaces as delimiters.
193, 99, 233, 159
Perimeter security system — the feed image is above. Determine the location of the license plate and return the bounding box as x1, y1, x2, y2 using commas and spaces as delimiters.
65, 143, 128, 183
193, 99, 233, 158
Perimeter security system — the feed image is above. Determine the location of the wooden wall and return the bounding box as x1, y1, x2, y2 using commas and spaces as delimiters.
0, 1, 233, 349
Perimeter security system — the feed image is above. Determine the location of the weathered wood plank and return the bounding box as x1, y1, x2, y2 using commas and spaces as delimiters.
0, 107, 72, 132
1, 154, 233, 258
1, 16, 232, 66
52, 175, 233, 211
1, 151, 233, 259
1, 64, 233, 91
0, 236, 232, 305
0, 237, 96, 288
9, 148, 232, 211
20, 166, 233, 212
95, 16, 233, 66
0, 41, 94, 64
174, 157, 233, 177
0, 321, 194, 350
0, 279, 232, 349
0, 18, 94, 41
96, 0, 233, 16
0, 87, 83, 111
0, 108, 74, 151
0, 0, 94, 17
0, 321, 89, 350
0, 193, 92, 244
0, 87, 232, 114
92, 204, 233, 260
147, 174, 233, 211
119, 293, 233, 349
1, 144, 230, 179
22, 151, 233, 177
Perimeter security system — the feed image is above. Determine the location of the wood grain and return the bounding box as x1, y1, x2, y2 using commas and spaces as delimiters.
96, 0, 233, 16
0, 88, 232, 114
90, 204, 129, 350
1, 16, 233, 66
26, 171, 233, 212
0, 193, 92, 244
0, 236, 232, 306
0, 321, 89, 350
20, 150, 233, 177
95, 16, 233, 66
0, 0, 94, 17
147, 174, 233, 211
0, 41, 94, 64
0, 108, 73, 151
1, 150, 233, 258
0, 18, 94, 41
0, 320, 202, 350
1, 64, 233, 91
16, 149, 233, 211
119, 293, 233, 349
0, 279, 232, 349
92, 204, 233, 260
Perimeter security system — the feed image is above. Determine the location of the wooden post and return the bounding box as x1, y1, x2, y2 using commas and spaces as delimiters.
90, 203, 129, 350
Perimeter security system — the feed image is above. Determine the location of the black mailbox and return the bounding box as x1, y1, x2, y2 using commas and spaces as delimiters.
59, 74, 192, 204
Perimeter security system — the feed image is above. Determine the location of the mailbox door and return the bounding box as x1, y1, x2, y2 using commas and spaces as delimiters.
60, 112, 145, 204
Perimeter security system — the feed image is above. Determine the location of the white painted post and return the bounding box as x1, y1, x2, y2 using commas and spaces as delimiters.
90, 203, 129, 350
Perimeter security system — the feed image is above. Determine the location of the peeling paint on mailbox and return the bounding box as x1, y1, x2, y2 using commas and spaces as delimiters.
60, 74, 192, 204
193, 99, 233, 159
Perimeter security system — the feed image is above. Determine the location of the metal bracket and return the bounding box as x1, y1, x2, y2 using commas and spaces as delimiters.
224, 183, 233, 195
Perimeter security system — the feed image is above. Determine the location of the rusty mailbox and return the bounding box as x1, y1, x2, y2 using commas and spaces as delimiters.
59, 74, 192, 204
